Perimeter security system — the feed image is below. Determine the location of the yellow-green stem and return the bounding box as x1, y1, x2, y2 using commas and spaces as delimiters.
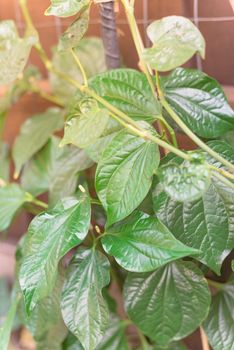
71, 48, 88, 86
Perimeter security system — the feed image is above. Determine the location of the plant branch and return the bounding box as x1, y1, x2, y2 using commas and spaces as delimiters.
71, 48, 88, 86
29, 83, 64, 106
200, 327, 210, 350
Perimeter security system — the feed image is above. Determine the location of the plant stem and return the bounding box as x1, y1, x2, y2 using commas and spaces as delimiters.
90, 198, 102, 206
31, 198, 48, 209
29, 84, 64, 106
161, 97, 234, 173
136, 327, 149, 350
211, 171, 234, 192
157, 115, 178, 148
200, 327, 210, 350
208, 164, 234, 181
206, 278, 224, 290
71, 49, 88, 86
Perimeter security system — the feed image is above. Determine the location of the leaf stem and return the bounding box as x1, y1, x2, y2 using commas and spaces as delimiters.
30, 198, 48, 209
161, 97, 234, 173
206, 278, 224, 290
208, 164, 234, 181
29, 84, 64, 107
157, 115, 178, 148
212, 171, 234, 192
200, 327, 210, 350
90, 198, 102, 206
136, 327, 149, 350
71, 48, 88, 86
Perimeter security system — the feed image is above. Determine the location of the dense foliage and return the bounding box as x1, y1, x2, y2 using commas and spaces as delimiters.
0, 1, 234, 349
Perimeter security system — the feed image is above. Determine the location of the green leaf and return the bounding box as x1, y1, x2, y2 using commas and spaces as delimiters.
153, 141, 234, 274
162, 68, 234, 138
45, 0, 90, 17
0, 20, 37, 85
203, 276, 234, 350
102, 211, 198, 272
21, 136, 93, 205
96, 128, 160, 225
26, 268, 67, 350
19, 191, 91, 313
89, 69, 161, 122
0, 290, 20, 350
124, 261, 211, 346
0, 143, 10, 181
61, 247, 110, 350
50, 37, 107, 103
58, 9, 89, 51
63, 333, 84, 350
158, 156, 211, 202
12, 108, 64, 177
143, 16, 205, 72
60, 108, 109, 149
0, 184, 32, 232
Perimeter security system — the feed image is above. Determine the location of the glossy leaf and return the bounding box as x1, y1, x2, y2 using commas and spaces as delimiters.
61, 248, 110, 350
96, 128, 160, 225
26, 268, 67, 350
0, 20, 37, 85
13, 108, 64, 177
158, 157, 211, 202
124, 261, 211, 346
203, 276, 234, 350
45, 0, 90, 17
21, 137, 93, 205
0, 184, 32, 232
162, 68, 234, 138
50, 37, 106, 103
0, 143, 10, 181
102, 211, 197, 272
19, 191, 91, 313
143, 16, 205, 71
90, 69, 161, 122
154, 141, 234, 274
58, 9, 89, 51
60, 108, 109, 149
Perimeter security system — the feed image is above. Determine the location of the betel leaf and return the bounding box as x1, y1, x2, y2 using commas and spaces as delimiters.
21, 136, 93, 205
203, 275, 234, 350
140, 342, 188, 350
19, 191, 91, 313
162, 68, 234, 138
12, 108, 64, 177
26, 267, 67, 350
45, 0, 90, 17
102, 211, 197, 272
89, 69, 161, 122
124, 261, 211, 346
154, 141, 234, 274
158, 155, 211, 202
143, 16, 205, 72
51, 37, 106, 103
61, 247, 110, 350
60, 108, 109, 149
0, 143, 10, 181
0, 184, 32, 232
96, 127, 160, 225
0, 20, 37, 85
58, 9, 89, 51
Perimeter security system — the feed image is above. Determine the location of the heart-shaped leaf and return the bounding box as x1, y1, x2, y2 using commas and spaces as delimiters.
102, 211, 197, 272
143, 16, 205, 71
124, 261, 211, 346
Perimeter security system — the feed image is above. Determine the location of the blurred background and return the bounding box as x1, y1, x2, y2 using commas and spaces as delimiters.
1, 0, 234, 84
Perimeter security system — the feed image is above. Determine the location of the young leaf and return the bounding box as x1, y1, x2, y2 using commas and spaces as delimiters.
61, 248, 110, 350
0, 184, 32, 232
102, 211, 197, 272
45, 0, 90, 17
13, 108, 64, 177
143, 16, 205, 72
26, 268, 67, 350
124, 261, 211, 347
89, 69, 161, 122
0, 20, 37, 85
58, 9, 89, 51
162, 68, 234, 138
21, 136, 93, 205
203, 276, 234, 350
154, 141, 234, 274
60, 108, 109, 149
158, 157, 211, 202
19, 191, 91, 313
51, 37, 107, 103
96, 128, 160, 225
